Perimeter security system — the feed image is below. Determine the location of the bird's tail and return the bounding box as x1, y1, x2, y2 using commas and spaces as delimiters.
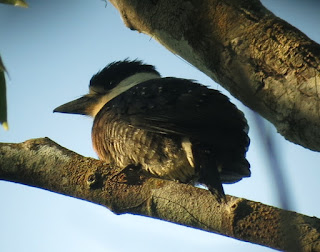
203, 168, 226, 203
194, 149, 226, 203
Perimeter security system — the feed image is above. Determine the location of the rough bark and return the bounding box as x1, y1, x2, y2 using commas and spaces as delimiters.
108, 0, 320, 152
1, 138, 320, 251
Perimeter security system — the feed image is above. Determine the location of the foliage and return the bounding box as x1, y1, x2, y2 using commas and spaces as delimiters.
0, 56, 8, 130
0, 0, 28, 8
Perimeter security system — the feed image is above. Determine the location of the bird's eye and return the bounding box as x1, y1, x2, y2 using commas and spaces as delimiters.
108, 80, 115, 87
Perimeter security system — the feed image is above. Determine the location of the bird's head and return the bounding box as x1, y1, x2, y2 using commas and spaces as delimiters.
53, 59, 161, 117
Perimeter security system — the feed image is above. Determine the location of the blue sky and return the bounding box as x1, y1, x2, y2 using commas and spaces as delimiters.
0, 1, 320, 251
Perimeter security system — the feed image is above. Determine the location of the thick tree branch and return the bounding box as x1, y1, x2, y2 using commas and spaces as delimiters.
108, 0, 320, 151
1, 138, 320, 251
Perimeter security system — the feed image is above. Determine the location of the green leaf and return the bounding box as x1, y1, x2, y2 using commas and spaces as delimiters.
0, 56, 8, 130
0, 0, 28, 8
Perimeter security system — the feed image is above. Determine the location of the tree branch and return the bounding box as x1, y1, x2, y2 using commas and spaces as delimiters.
108, 0, 320, 151
1, 138, 320, 251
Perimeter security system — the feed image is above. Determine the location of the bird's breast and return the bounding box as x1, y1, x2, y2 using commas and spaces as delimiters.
92, 112, 196, 183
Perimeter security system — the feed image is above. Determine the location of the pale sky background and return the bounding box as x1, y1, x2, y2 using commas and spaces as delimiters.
0, 1, 320, 251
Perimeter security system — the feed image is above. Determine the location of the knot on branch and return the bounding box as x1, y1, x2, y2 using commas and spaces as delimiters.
86, 171, 105, 189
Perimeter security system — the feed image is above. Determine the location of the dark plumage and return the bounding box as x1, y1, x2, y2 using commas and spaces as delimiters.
54, 60, 250, 200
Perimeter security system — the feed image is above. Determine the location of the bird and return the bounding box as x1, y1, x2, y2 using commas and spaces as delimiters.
54, 59, 250, 201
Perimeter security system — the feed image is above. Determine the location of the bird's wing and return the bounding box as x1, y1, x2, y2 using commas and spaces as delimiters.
102, 77, 249, 148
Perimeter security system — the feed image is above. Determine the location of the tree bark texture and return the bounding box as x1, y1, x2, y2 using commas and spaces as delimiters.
108, 0, 320, 152
1, 138, 320, 251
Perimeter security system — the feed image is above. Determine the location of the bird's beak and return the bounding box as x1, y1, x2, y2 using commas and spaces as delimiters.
53, 96, 95, 115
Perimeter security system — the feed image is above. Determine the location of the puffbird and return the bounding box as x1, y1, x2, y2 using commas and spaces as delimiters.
54, 60, 250, 200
